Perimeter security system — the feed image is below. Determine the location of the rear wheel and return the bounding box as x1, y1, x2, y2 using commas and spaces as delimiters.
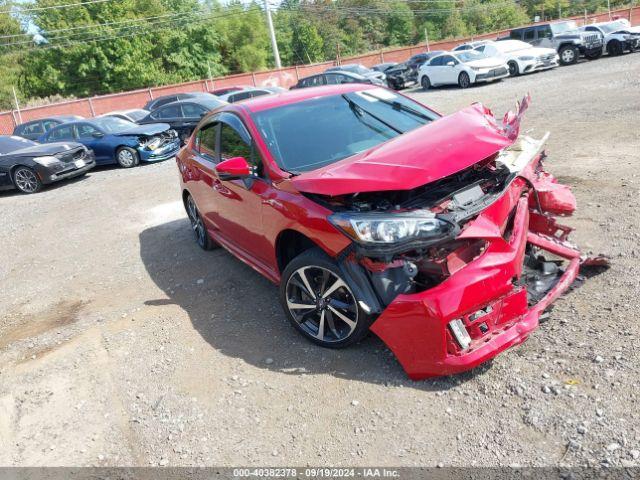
458, 71, 471, 88
116, 147, 139, 168
280, 248, 372, 348
13, 166, 42, 194
508, 61, 520, 76
420, 75, 431, 90
607, 40, 623, 56
186, 194, 215, 250
559, 45, 578, 65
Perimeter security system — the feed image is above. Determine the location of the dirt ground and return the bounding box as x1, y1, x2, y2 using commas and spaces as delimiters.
1, 54, 639, 468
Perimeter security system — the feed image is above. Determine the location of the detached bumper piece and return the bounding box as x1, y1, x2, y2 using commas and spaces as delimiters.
370, 153, 605, 379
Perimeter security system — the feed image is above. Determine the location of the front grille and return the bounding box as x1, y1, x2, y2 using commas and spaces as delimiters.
489, 67, 508, 77
56, 147, 85, 163
540, 53, 555, 62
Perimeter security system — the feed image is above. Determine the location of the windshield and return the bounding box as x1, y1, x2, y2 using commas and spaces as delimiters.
0, 136, 37, 154
252, 88, 438, 173
455, 50, 487, 63
551, 21, 578, 34
92, 117, 137, 133
598, 23, 621, 33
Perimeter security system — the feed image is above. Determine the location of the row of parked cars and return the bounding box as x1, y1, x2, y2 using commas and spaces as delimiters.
1, 19, 637, 194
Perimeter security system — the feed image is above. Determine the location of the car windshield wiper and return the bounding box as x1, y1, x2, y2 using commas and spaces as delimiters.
360, 91, 433, 123
341, 94, 402, 134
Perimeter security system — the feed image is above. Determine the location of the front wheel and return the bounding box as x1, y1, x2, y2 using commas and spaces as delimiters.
420, 75, 431, 90
280, 248, 372, 348
116, 147, 139, 168
508, 61, 520, 76
13, 166, 42, 194
458, 71, 471, 88
607, 40, 623, 56
559, 45, 578, 65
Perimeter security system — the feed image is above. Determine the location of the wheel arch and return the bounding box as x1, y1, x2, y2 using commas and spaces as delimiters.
275, 229, 325, 275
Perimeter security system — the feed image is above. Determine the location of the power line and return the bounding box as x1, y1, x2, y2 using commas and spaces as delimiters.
0, 0, 113, 14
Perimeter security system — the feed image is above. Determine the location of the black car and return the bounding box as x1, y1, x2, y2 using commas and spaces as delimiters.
292, 71, 385, 89
144, 92, 219, 112
100, 109, 150, 123
0, 135, 95, 194
138, 97, 226, 144
372, 62, 398, 72
325, 63, 387, 84
13, 115, 84, 141
384, 51, 444, 89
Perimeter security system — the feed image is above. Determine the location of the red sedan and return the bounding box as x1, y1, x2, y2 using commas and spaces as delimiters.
175, 84, 598, 379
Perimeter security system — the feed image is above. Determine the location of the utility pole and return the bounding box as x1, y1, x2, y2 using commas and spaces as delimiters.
607, 0, 611, 19
207, 61, 213, 91
558, 1, 561, 19
265, 0, 281, 69
12, 86, 22, 124
424, 27, 430, 51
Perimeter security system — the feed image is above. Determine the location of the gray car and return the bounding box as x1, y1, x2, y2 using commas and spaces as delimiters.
502, 20, 603, 65
325, 64, 386, 84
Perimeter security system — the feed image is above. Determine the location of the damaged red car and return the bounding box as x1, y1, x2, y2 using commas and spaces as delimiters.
176, 84, 597, 379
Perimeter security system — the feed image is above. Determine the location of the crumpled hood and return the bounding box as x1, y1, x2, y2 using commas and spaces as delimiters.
7, 142, 84, 157
292, 97, 530, 196
114, 123, 170, 137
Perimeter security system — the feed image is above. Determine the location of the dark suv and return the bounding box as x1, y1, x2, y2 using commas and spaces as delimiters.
504, 21, 603, 65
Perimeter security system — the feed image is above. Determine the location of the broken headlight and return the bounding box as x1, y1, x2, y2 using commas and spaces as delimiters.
140, 137, 161, 150
329, 211, 455, 245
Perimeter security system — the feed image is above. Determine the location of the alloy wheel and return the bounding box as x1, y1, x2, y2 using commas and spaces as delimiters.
459, 72, 470, 88
561, 48, 575, 64
118, 149, 135, 167
186, 196, 206, 247
14, 168, 40, 193
285, 266, 358, 343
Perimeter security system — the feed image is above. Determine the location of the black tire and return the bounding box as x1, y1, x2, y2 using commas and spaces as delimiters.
279, 248, 373, 348
628, 42, 637, 53
507, 61, 519, 76
607, 40, 623, 56
558, 45, 579, 65
116, 146, 139, 168
12, 166, 42, 194
420, 75, 431, 90
458, 71, 471, 88
185, 194, 216, 250
179, 130, 192, 146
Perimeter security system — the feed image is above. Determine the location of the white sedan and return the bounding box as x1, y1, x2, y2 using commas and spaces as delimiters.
475, 40, 559, 76
417, 51, 509, 89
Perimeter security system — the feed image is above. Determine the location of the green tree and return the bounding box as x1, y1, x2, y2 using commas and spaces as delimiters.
0, 1, 24, 109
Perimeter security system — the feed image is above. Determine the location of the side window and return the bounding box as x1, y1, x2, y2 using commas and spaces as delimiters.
156, 105, 181, 119
76, 123, 99, 138
440, 55, 456, 65
537, 25, 552, 38
182, 103, 206, 117
42, 120, 58, 131
324, 73, 340, 85
219, 120, 264, 178
429, 56, 443, 66
195, 122, 217, 161
48, 125, 75, 141
21, 122, 45, 135
475, 45, 486, 52
510, 29, 523, 40
249, 90, 270, 98
308, 75, 324, 86
524, 28, 535, 41
228, 91, 252, 103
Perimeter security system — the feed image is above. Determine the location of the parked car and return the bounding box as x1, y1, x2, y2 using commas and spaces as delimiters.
580, 21, 639, 56
385, 51, 445, 89
372, 62, 398, 72
291, 70, 385, 89
0, 135, 94, 194
144, 92, 218, 111
210, 86, 247, 96
101, 109, 150, 123
453, 40, 490, 51
138, 97, 226, 144
325, 63, 386, 84
503, 20, 603, 65
13, 115, 84, 141
474, 40, 559, 76
176, 84, 596, 379
418, 51, 508, 89
217, 86, 286, 103
38, 117, 179, 168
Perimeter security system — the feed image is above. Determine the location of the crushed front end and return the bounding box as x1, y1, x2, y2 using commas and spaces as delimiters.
311, 97, 604, 379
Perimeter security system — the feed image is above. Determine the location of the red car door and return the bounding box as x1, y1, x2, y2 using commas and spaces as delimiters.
209, 113, 274, 273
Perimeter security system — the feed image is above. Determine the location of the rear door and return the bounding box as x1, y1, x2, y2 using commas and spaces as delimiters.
180, 102, 208, 140
424, 55, 444, 84
154, 104, 187, 140
75, 122, 111, 163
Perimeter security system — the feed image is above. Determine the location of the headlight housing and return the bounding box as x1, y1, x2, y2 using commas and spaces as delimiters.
141, 137, 161, 150
329, 211, 455, 245
32, 156, 59, 166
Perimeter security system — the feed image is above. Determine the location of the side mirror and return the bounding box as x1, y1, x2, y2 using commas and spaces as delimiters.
215, 156, 252, 181
447, 61, 456, 67
199, 112, 207, 118
92, 131, 104, 138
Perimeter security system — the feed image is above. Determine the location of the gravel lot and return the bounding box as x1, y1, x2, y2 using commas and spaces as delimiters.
1, 54, 639, 468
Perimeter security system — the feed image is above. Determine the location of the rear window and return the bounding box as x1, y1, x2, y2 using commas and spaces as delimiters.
251, 89, 438, 173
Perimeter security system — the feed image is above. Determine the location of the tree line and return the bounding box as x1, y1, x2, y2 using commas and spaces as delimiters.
0, 0, 633, 109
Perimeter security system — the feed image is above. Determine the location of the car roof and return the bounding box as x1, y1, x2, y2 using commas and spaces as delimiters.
233, 83, 380, 113
161, 97, 226, 110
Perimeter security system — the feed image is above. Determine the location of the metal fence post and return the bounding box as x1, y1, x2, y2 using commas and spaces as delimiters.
87, 98, 96, 117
